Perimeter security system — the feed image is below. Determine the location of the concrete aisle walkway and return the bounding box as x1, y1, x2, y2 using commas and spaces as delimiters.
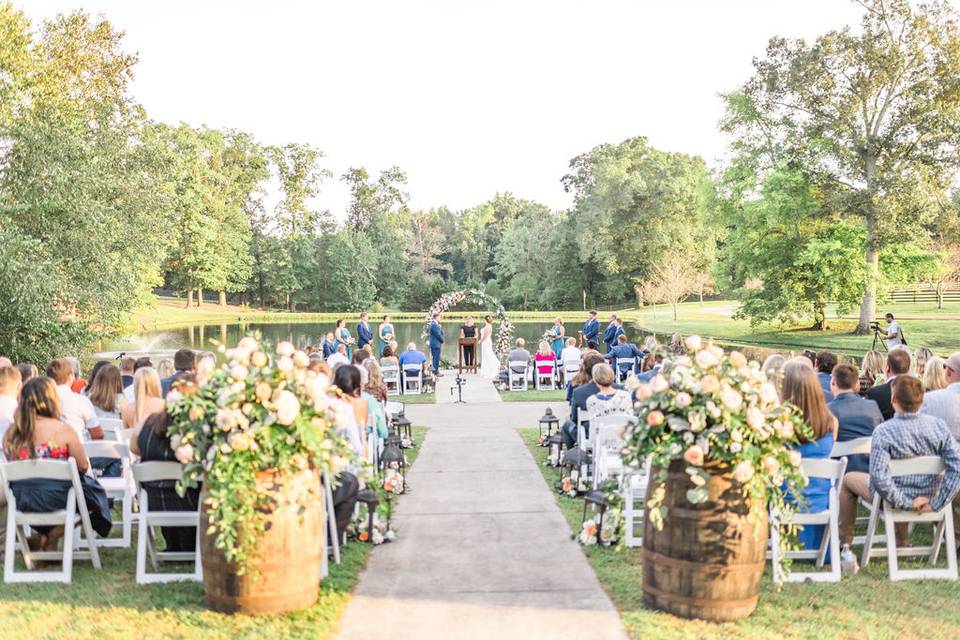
434, 369, 503, 404
337, 378, 626, 640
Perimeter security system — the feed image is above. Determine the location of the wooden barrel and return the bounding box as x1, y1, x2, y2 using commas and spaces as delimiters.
200, 467, 325, 615
643, 459, 767, 622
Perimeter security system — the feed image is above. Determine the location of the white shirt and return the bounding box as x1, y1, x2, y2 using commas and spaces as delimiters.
560, 346, 582, 366
327, 352, 350, 369
56, 384, 98, 440
921, 382, 960, 441
0, 394, 17, 442
123, 385, 135, 405
886, 320, 903, 349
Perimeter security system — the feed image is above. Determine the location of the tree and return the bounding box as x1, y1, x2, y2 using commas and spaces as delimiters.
649, 252, 703, 320
723, 0, 960, 333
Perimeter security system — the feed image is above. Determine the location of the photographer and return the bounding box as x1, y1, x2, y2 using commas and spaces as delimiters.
873, 313, 905, 350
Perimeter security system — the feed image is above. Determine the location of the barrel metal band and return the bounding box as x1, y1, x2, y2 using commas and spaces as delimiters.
642, 548, 764, 573
642, 582, 760, 609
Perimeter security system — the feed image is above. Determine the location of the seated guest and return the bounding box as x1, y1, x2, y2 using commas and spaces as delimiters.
921, 352, 960, 440
398, 342, 428, 388
534, 341, 557, 376
352, 349, 370, 366
155, 358, 175, 381
131, 401, 200, 553
608, 334, 642, 377
865, 347, 912, 421
668, 333, 686, 355
119, 357, 135, 389
321, 332, 336, 359
17, 363, 37, 384
124, 357, 154, 404
637, 353, 663, 382
782, 358, 838, 550
87, 363, 127, 422
922, 356, 948, 392
860, 350, 886, 391
814, 351, 837, 401
363, 360, 388, 404
121, 367, 165, 430
761, 354, 787, 396
913, 347, 935, 379
560, 337, 581, 369
508, 338, 532, 374
0, 365, 22, 439
581, 340, 601, 359
326, 343, 350, 369
3, 376, 112, 551
47, 358, 101, 440
828, 364, 882, 476
585, 363, 634, 419
161, 349, 196, 396
840, 376, 960, 549
356, 365, 388, 440
65, 357, 86, 394
380, 344, 399, 369
325, 382, 361, 540
84, 360, 110, 395
561, 353, 612, 449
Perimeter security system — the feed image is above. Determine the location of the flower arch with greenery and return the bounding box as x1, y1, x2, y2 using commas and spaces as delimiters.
423, 289, 514, 358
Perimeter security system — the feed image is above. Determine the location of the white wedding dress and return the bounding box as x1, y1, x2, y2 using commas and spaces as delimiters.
479, 324, 499, 379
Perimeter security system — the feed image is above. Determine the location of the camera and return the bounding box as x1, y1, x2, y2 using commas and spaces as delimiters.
869, 321, 882, 332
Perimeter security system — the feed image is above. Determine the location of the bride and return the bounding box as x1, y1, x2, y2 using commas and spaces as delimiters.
478, 315, 499, 379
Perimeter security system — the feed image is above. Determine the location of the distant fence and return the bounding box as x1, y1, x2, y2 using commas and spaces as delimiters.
888, 284, 960, 304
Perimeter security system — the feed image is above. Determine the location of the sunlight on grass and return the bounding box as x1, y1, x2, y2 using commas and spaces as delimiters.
498, 388, 567, 402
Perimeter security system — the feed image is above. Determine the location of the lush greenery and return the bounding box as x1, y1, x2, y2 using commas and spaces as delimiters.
498, 388, 568, 402
519, 428, 960, 640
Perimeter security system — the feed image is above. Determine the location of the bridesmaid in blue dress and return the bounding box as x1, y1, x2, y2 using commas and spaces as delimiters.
334, 318, 353, 358
781, 359, 839, 550
549, 317, 565, 360
378, 315, 395, 357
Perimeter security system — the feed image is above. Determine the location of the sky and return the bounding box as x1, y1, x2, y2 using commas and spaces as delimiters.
21, 0, 877, 216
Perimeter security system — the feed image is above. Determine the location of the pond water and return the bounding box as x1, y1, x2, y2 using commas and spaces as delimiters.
98, 320, 784, 365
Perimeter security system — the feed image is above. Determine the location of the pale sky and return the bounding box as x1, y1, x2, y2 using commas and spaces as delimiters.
22, 0, 878, 216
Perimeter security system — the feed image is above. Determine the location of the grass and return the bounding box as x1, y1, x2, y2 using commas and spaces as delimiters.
636, 300, 960, 357
497, 388, 567, 402
518, 427, 960, 640
394, 393, 435, 404
0, 426, 428, 640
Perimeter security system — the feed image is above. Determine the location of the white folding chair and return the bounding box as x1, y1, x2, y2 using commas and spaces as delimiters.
382, 365, 401, 396
614, 358, 635, 383
622, 459, 651, 548
562, 359, 580, 382
828, 436, 881, 552
131, 461, 201, 584
402, 369, 423, 395
2, 457, 102, 583
769, 457, 847, 583
861, 456, 958, 581
591, 416, 634, 489
535, 361, 556, 391
99, 418, 125, 441
508, 362, 529, 391
320, 472, 341, 578
83, 441, 134, 549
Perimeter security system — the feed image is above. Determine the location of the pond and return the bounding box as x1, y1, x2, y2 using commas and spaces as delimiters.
98, 319, 785, 365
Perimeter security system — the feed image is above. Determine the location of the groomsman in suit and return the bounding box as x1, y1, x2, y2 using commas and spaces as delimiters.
602, 314, 619, 353
614, 318, 626, 343
356, 312, 374, 350
321, 332, 336, 359
428, 313, 445, 375
583, 310, 600, 347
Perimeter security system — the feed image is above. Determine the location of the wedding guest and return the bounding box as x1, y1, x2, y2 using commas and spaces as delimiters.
363, 360, 388, 403
356, 312, 374, 350
761, 354, 787, 395
637, 353, 664, 382
325, 384, 361, 540
0, 365, 22, 439
560, 337, 582, 369
380, 344, 399, 369
87, 364, 127, 422
608, 334, 642, 377
47, 358, 102, 440
814, 351, 837, 402
668, 333, 686, 355
378, 315, 395, 357
460, 317, 477, 368
17, 363, 37, 384
914, 347, 935, 378
356, 364, 388, 440
327, 344, 350, 370
352, 349, 369, 366
922, 356, 948, 392
782, 358, 838, 550
508, 338, 531, 375
840, 376, 960, 548
3, 376, 112, 549
585, 363, 634, 418
583, 310, 600, 348
534, 341, 557, 376
828, 364, 882, 476
161, 349, 196, 396
155, 358, 175, 381
119, 357, 135, 388
582, 341, 601, 359
321, 332, 336, 359
921, 352, 960, 439
334, 365, 369, 446
123, 357, 154, 405
613, 318, 626, 344
860, 350, 886, 390
334, 319, 353, 357
65, 357, 86, 394
865, 348, 912, 421
549, 318, 565, 360
84, 360, 110, 394
121, 367, 165, 430
428, 313, 444, 375
562, 353, 612, 449
603, 314, 618, 353
399, 342, 428, 387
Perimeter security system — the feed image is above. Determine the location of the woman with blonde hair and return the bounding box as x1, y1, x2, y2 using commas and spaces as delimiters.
913, 347, 934, 378
155, 358, 175, 380
781, 358, 838, 550
535, 340, 557, 377
860, 350, 886, 391
121, 367, 165, 429
761, 353, 787, 394
923, 356, 949, 391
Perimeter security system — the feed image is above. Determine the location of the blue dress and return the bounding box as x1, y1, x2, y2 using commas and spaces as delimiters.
335, 327, 353, 358
550, 325, 564, 359
788, 432, 834, 550
378, 323, 394, 357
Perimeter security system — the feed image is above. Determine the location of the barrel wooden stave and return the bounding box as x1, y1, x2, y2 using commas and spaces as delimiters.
643, 459, 767, 622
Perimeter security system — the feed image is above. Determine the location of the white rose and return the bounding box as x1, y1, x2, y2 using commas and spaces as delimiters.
695, 349, 719, 369
746, 407, 765, 430
684, 335, 702, 352
650, 374, 669, 393
230, 364, 249, 381
277, 356, 294, 373
276, 341, 295, 357
675, 392, 692, 409
721, 388, 743, 411
275, 390, 301, 425
758, 382, 779, 404
174, 443, 194, 464
292, 350, 310, 368
238, 337, 259, 351
732, 460, 755, 483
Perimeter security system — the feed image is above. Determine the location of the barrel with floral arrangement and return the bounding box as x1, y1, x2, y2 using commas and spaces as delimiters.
166, 337, 355, 615
622, 336, 810, 622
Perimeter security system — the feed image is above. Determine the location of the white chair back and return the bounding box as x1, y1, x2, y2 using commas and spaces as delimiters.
534, 360, 556, 390
382, 365, 400, 396
830, 436, 871, 458
614, 358, 635, 382
508, 361, 529, 391
99, 418, 125, 441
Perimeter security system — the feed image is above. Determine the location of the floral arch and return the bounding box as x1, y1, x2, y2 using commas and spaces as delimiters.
424, 289, 514, 357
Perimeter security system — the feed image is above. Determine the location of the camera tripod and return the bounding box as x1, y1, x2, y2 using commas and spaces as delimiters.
450, 372, 467, 403
870, 328, 888, 353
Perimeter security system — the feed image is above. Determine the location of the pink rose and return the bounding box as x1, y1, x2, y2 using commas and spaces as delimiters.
635, 384, 653, 401
276, 341, 295, 357
675, 392, 692, 409
732, 460, 755, 484
647, 410, 665, 427
762, 455, 780, 475
787, 450, 802, 467
683, 445, 704, 466
174, 443, 194, 464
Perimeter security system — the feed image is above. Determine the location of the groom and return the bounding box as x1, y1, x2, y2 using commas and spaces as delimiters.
582, 309, 599, 347
428, 313, 444, 376
356, 311, 374, 350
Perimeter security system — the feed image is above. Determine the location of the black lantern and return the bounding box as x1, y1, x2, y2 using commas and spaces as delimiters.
380, 442, 406, 494
547, 433, 563, 467
356, 488, 381, 544
561, 448, 588, 493
581, 489, 610, 542
538, 408, 560, 445
392, 412, 413, 445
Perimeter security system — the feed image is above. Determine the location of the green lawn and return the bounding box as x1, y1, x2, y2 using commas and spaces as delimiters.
393, 392, 435, 404
518, 428, 960, 640
498, 388, 567, 402
0, 426, 428, 640
635, 300, 960, 357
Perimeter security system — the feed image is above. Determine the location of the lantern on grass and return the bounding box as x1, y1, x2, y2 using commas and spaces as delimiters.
356, 488, 381, 544
561, 448, 588, 492
538, 408, 560, 445
381, 442, 406, 494
547, 433, 564, 467
581, 490, 609, 542
393, 412, 413, 445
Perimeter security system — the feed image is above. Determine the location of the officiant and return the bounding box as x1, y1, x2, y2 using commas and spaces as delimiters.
460, 316, 477, 367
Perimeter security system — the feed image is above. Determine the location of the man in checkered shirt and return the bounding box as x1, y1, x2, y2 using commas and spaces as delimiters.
839, 375, 960, 547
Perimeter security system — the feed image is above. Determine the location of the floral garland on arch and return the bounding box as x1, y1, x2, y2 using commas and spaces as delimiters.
423, 289, 514, 358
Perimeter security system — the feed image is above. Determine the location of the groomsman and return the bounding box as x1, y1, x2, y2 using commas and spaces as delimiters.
583, 310, 599, 347
428, 313, 445, 375
603, 314, 619, 353
356, 312, 374, 350
614, 318, 626, 344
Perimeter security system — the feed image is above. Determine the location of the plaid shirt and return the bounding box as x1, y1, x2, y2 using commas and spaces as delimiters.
869, 412, 960, 511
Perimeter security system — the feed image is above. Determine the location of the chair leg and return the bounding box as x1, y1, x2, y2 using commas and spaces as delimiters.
4, 506, 16, 582
884, 509, 899, 580
828, 506, 842, 581
62, 500, 76, 583
15, 525, 33, 571
861, 502, 880, 568
931, 520, 946, 565
193, 526, 203, 580
136, 514, 148, 584
945, 512, 958, 579
770, 517, 782, 584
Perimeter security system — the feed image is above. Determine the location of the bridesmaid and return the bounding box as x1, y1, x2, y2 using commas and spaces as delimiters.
549, 317, 565, 360
334, 318, 354, 358
378, 315, 395, 357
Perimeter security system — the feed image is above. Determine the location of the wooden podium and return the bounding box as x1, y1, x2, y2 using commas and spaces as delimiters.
458, 337, 478, 373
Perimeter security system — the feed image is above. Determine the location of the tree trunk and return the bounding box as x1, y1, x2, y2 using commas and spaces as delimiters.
855, 159, 879, 335
699, 285, 704, 308
634, 285, 644, 308
937, 281, 944, 309
197, 286, 204, 308
185, 282, 194, 309
219, 291, 227, 307
672, 301, 678, 321
583, 289, 587, 311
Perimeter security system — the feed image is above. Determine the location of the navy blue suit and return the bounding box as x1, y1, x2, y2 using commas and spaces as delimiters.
356, 321, 374, 349
428, 321, 444, 373
816, 372, 834, 402
608, 343, 642, 374
602, 322, 617, 352
583, 318, 600, 345
321, 339, 335, 359
827, 392, 883, 474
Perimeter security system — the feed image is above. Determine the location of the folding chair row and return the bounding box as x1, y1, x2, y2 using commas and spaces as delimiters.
82, 441, 135, 549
